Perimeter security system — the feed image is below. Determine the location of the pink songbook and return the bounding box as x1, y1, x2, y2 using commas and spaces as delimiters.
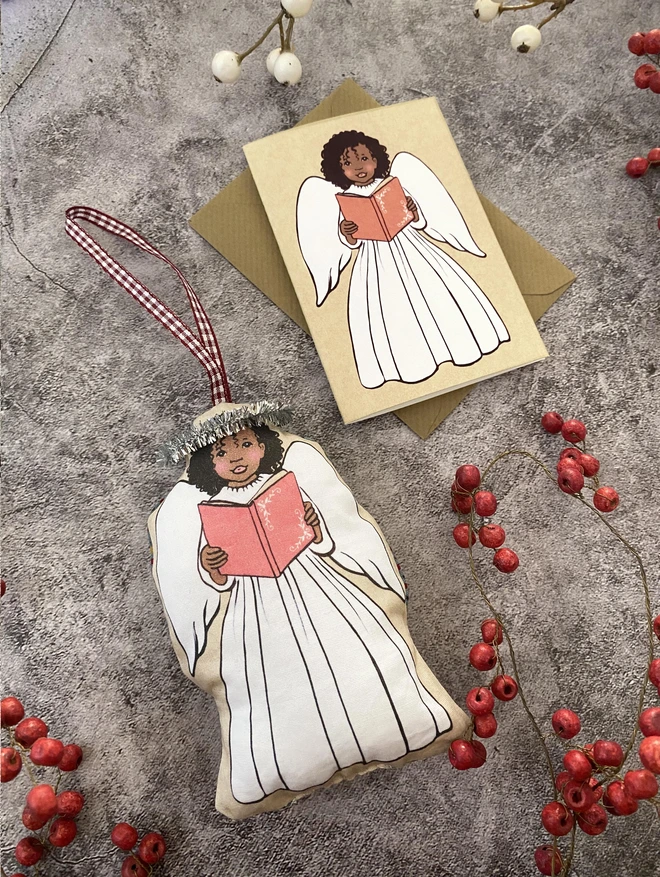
198, 471, 316, 578
336, 177, 414, 242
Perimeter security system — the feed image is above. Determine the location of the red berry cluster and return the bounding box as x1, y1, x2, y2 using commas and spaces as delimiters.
111, 823, 167, 876
1, 696, 85, 868
451, 465, 519, 573
628, 29, 660, 92
541, 412, 620, 512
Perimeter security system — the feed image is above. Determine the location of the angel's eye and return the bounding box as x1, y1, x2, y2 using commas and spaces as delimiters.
242, 441, 253, 448
215, 450, 226, 458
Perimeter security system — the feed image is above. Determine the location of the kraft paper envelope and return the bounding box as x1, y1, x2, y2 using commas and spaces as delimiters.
190, 80, 575, 439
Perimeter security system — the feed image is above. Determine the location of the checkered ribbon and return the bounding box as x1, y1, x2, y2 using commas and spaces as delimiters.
65, 206, 231, 405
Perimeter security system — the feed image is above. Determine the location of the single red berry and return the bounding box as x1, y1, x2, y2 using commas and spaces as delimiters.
456, 465, 481, 492
556, 458, 584, 476
480, 618, 503, 645
649, 659, 660, 687
564, 749, 593, 782
469, 642, 497, 671
451, 493, 473, 514
491, 674, 517, 701
25, 784, 57, 821
593, 739, 623, 768
579, 453, 600, 477
624, 768, 658, 800
470, 740, 487, 768
466, 687, 495, 716
576, 803, 608, 836
650, 72, 660, 92
634, 63, 657, 88
452, 523, 476, 548
448, 739, 477, 770
541, 801, 574, 836
555, 770, 571, 792
648, 148, 660, 166
121, 856, 150, 877
112, 822, 139, 851
558, 466, 584, 494
587, 776, 603, 802
22, 805, 49, 830
561, 418, 587, 443
30, 736, 64, 767
552, 708, 581, 740
474, 490, 497, 517
639, 706, 660, 737
562, 779, 595, 812
593, 486, 619, 513
654, 615, 660, 640
1, 697, 25, 727
137, 832, 167, 865
1, 747, 22, 782
534, 845, 563, 876
626, 156, 650, 177
14, 716, 48, 747
49, 817, 78, 847
559, 447, 582, 462
493, 547, 519, 573
541, 411, 563, 434
0, 579, 5, 597
478, 523, 505, 548
473, 712, 497, 738
628, 32, 646, 55
56, 789, 85, 817
639, 735, 660, 773
644, 29, 660, 54
59, 744, 83, 772
603, 780, 638, 816
15, 837, 44, 867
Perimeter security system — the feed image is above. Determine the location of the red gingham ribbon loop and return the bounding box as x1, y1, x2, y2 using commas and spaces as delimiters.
65, 206, 231, 405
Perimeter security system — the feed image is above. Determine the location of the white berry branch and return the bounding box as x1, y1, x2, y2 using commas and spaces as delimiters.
473, 0, 577, 53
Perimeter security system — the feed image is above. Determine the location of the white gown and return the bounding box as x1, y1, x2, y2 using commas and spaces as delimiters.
199, 471, 451, 804
297, 152, 510, 389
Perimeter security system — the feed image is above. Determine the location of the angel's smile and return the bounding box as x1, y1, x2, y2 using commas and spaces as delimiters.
357, 171, 368, 178
232, 465, 248, 474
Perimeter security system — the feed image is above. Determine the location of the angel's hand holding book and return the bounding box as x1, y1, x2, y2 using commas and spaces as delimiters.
406, 195, 419, 223
340, 219, 358, 245
201, 545, 229, 586
303, 501, 324, 544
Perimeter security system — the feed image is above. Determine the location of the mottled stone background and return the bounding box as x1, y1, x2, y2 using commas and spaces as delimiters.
2, 1, 659, 875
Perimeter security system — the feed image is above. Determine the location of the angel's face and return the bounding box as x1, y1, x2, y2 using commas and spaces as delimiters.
211, 429, 265, 486
340, 145, 377, 185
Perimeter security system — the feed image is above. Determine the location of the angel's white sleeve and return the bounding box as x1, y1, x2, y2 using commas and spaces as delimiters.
392, 152, 486, 257
284, 441, 406, 601
300, 487, 335, 556
153, 481, 223, 676
296, 177, 353, 305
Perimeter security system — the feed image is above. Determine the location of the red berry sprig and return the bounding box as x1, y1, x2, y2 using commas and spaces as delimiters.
1, 696, 86, 869
111, 823, 167, 876
625, 29, 660, 229
448, 414, 659, 876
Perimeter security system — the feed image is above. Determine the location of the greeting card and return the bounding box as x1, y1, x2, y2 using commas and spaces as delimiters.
243, 98, 548, 424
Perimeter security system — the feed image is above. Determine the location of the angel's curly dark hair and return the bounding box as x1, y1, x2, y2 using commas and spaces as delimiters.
320, 130, 390, 190
186, 425, 284, 496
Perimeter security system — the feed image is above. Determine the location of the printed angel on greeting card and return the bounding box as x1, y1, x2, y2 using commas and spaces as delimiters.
296, 131, 510, 389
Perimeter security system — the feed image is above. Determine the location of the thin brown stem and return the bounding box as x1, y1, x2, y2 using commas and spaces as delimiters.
537, 6, 562, 28
559, 823, 576, 877
237, 10, 285, 63
283, 14, 295, 51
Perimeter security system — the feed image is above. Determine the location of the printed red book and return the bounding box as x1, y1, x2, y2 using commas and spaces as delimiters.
336, 176, 414, 242
198, 471, 316, 578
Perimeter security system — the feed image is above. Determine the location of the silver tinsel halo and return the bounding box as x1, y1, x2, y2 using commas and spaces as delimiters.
159, 400, 294, 465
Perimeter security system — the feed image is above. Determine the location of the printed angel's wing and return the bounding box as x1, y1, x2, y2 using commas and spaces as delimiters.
153, 481, 221, 677
284, 440, 406, 601
391, 152, 486, 257
296, 176, 353, 306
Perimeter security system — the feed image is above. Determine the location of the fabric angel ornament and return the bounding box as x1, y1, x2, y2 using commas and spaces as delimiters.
297, 130, 510, 390
66, 206, 471, 820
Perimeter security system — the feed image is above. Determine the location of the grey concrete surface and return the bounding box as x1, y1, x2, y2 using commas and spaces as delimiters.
2, 1, 659, 875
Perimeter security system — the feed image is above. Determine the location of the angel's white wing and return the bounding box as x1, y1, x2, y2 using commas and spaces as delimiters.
153, 481, 221, 677
296, 176, 353, 306
392, 152, 485, 257
284, 440, 406, 601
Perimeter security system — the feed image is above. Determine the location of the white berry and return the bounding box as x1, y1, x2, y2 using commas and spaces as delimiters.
266, 47, 282, 76
510, 25, 542, 53
211, 50, 241, 83
273, 51, 302, 85
282, 0, 313, 17
473, 0, 500, 22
